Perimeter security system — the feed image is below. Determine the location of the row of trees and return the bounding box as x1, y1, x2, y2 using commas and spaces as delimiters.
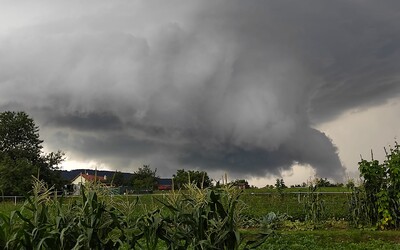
111, 166, 213, 190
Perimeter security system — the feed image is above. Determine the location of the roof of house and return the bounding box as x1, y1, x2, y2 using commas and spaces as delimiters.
73, 173, 106, 182
62, 169, 132, 182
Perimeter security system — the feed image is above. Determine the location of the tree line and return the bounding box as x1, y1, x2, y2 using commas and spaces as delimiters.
110, 166, 213, 191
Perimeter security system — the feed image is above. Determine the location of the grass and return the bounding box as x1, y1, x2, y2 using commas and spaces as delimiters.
0, 202, 22, 215
243, 187, 350, 193
240, 192, 349, 220
254, 230, 400, 249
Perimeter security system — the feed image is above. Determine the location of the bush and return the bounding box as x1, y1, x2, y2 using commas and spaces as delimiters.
355, 141, 400, 229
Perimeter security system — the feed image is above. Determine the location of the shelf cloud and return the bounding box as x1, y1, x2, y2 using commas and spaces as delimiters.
1, 1, 400, 181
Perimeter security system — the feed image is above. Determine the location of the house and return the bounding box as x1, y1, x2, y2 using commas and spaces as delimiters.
157, 178, 173, 191
237, 182, 250, 189
71, 173, 107, 185
71, 173, 107, 195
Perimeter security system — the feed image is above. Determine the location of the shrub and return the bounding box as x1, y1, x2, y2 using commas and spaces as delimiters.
356, 141, 400, 229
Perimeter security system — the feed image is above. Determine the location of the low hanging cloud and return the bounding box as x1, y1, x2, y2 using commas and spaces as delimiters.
1, 1, 400, 181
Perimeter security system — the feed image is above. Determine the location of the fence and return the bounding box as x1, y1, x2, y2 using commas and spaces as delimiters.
0, 190, 67, 205
1, 196, 25, 205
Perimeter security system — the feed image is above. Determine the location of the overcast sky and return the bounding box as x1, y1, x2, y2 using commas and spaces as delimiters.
1, 0, 400, 186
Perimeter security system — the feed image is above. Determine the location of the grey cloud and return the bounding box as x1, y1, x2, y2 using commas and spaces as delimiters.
45, 112, 123, 131
1, 1, 400, 181
178, 126, 345, 181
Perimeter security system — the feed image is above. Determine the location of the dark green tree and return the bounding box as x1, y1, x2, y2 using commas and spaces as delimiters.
0, 111, 64, 195
0, 111, 42, 162
275, 178, 286, 189
173, 169, 212, 189
131, 165, 157, 191
316, 178, 332, 187
111, 171, 125, 186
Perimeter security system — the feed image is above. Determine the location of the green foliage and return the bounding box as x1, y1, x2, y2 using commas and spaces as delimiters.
239, 191, 348, 221
158, 184, 269, 249
346, 179, 355, 189
0, 111, 65, 195
110, 171, 125, 187
0, 179, 270, 249
261, 212, 291, 230
315, 178, 333, 187
0, 158, 36, 196
259, 231, 400, 250
173, 169, 212, 189
275, 179, 287, 190
357, 142, 400, 229
131, 165, 157, 191
0, 111, 43, 162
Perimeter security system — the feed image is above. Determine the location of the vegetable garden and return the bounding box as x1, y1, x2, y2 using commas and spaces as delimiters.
1, 142, 400, 249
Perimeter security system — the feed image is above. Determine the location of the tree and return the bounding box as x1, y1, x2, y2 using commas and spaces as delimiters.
275, 178, 286, 190
0, 111, 64, 195
173, 169, 212, 189
111, 171, 125, 187
131, 165, 157, 191
0, 111, 42, 162
316, 178, 332, 187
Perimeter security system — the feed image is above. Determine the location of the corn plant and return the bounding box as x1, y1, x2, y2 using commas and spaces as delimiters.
157, 184, 269, 250
136, 209, 167, 249
72, 189, 117, 249
0, 178, 76, 249
303, 185, 326, 224
0, 178, 271, 249
347, 185, 371, 228
0, 179, 136, 250
108, 196, 144, 249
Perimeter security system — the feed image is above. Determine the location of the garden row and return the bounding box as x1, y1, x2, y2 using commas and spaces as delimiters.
0, 179, 270, 250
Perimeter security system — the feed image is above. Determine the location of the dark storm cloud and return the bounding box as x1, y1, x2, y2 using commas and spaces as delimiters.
179, 126, 343, 180
1, 0, 400, 180
46, 112, 123, 131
